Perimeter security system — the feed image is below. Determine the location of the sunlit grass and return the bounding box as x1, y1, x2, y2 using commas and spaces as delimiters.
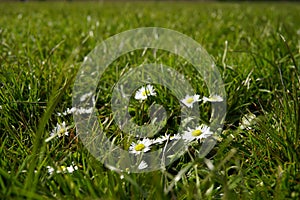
1, 1, 300, 199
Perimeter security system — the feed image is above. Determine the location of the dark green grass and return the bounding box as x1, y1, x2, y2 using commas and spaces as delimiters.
1, 1, 300, 199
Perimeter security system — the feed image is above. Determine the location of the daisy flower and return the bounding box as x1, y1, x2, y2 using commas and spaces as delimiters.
129, 138, 153, 155
58, 107, 93, 116
64, 165, 78, 173
134, 84, 156, 100
46, 166, 55, 175
181, 94, 201, 108
76, 107, 93, 114
153, 134, 170, 144
50, 121, 68, 137
57, 165, 78, 174
47, 162, 79, 175
182, 124, 213, 142
202, 95, 223, 103
152, 132, 182, 145
45, 121, 69, 142
170, 133, 182, 141
239, 113, 256, 130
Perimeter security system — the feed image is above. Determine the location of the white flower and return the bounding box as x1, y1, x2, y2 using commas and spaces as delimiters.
152, 133, 182, 145
66, 166, 76, 173
134, 85, 156, 100
138, 160, 148, 170
129, 138, 153, 155
46, 166, 55, 175
76, 107, 93, 114
64, 107, 77, 115
239, 113, 256, 130
66, 162, 79, 173
181, 117, 194, 127
181, 94, 201, 108
80, 92, 93, 102
47, 163, 78, 174
50, 121, 68, 137
170, 133, 182, 141
202, 95, 223, 103
58, 107, 76, 116
45, 122, 69, 142
87, 15, 91, 22
58, 107, 93, 116
153, 134, 170, 144
182, 124, 212, 142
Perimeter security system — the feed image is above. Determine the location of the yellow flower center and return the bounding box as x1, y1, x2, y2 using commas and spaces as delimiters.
134, 143, 145, 151
191, 129, 202, 137
58, 128, 66, 136
142, 90, 149, 96
186, 97, 194, 104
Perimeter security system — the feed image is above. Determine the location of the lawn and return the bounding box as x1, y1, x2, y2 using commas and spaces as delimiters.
0, 1, 300, 199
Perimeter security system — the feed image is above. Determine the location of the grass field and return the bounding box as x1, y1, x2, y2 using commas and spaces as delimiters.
1, 1, 300, 199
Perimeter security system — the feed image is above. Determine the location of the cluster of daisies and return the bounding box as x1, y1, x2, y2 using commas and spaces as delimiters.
45, 84, 225, 171
45, 91, 95, 143
43, 85, 262, 173
7, 163, 79, 175
129, 84, 224, 155
46, 162, 79, 175
134, 84, 223, 107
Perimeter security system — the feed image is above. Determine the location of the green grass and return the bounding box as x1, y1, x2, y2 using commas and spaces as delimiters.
1, 1, 300, 199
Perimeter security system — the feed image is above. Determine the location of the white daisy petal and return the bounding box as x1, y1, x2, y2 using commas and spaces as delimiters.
54, 121, 68, 137
66, 166, 75, 173
152, 132, 182, 145
153, 134, 170, 144
80, 92, 93, 102
138, 160, 148, 170
46, 166, 55, 175
181, 117, 194, 127
145, 85, 156, 96
76, 107, 93, 114
202, 95, 223, 103
170, 133, 182, 141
